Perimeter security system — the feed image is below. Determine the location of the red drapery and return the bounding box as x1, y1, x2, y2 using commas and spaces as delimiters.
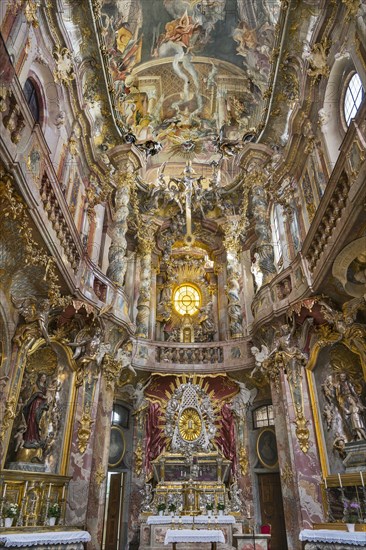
144, 402, 166, 475
215, 403, 237, 473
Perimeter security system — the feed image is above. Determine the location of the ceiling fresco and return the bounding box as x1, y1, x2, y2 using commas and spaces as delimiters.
96, 0, 283, 156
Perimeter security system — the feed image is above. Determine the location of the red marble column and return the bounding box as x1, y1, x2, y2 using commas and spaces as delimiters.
85, 376, 114, 549
271, 369, 324, 550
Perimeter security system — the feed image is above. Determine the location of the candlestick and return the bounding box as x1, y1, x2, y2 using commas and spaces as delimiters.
360, 472, 365, 488
338, 473, 342, 488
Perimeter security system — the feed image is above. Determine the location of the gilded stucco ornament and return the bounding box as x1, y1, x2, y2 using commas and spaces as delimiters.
53, 47, 75, 84
102, 353, 123, 390
134, 441, 143, 477
281, 462, 294, 486
306, 38, 330, 80
95, 463, 106, 486
77, 404, 94, 454
238, 445, 248, 475
294, 407, 310, 453
10, 0, 40, 27
0, 392, 17, 442
0, 170, 67, 307
342, 0, 361, 20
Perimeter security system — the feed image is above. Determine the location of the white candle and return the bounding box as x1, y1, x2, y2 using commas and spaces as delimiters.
361, 472, 365, 488
24, 481, 28, 495
47, 483, 52, 499
2, 483, 7, 499
61, 485, 66, 500
338, 474, 342, 488
324, 477, 327, 489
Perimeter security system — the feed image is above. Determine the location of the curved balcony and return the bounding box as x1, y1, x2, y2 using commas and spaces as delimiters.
0, 73, 134, 333
131, 337, 254, 373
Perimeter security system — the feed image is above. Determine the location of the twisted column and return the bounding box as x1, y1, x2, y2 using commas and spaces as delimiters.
250, 172, 276, 285
223, 221, 244, 339
135, 236, 155, 338
106, 172, 134, 287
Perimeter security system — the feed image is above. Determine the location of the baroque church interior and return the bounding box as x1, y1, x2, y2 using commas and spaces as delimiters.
0, 1, 366, 549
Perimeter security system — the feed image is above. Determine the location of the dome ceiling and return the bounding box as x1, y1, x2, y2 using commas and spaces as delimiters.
95, 0, 284, 158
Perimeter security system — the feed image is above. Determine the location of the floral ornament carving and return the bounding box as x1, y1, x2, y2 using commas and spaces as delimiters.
77, 404, 94, 454
342, 0, 361, 20
134, 441, 143, 477
294, 406, 310, 453
0, 392, 17, 442
238, 446, 248, 475
95, 463, 106, 486
102, 354, 122, 390
281, 462, 294, 486
53, 47, 75, 85
10, 0, 40, 27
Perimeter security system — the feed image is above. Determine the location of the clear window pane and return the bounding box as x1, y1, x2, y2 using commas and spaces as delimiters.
344, 73, 364, 126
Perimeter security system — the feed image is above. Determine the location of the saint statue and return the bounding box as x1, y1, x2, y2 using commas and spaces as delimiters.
21, 373, 49, 452
335, 372, 366, 440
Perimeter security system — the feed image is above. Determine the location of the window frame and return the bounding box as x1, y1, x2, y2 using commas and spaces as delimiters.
253, 404, 274, 429
341, 71, 364, 130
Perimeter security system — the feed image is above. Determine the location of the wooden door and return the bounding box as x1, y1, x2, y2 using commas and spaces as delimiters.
258, 473, 287, 550
104, 472, 123, 550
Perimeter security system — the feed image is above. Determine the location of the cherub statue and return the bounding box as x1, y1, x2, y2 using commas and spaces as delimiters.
230, 380, 257, 417
123, 378, 152, 415
250, 344, 269, 377
251, 252, 263, 292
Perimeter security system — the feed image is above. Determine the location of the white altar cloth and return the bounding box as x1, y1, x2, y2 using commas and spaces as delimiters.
0, 531, 91, 547
299, 529, 366, 546
148, 515, 235, 525
164, 529, 225, 545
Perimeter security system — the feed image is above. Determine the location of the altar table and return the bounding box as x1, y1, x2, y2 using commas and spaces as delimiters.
0, 531, 91, 548
140, 515, 239, 550
299, 529, 366, 548
147, 515, 236, 525
164, 529, 225, 550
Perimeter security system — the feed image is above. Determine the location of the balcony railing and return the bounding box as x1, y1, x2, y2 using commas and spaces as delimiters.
131, 338, 254, 372
0, 72, 134, 333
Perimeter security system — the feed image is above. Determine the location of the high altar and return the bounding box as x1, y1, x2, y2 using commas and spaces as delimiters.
136, 377, 251, 550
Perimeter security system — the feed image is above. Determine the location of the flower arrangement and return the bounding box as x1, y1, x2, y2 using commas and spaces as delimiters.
48, 503, 61, 518
206, 503, 214, 511
343, 500, 360, 524
157, 503, 166, 512
4, 503, 19, 518
168, 504, 176, 513
217, 503, 225, 511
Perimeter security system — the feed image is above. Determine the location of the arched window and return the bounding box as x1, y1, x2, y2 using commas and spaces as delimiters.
271, 205, 283, 271
23, 78, 40, 122
344, 73, 364, 127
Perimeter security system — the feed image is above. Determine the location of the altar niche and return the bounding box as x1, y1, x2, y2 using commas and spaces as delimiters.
151, 451, 231, 515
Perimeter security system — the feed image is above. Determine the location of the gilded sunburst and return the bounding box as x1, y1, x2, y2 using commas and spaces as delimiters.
178, 407, 202, 441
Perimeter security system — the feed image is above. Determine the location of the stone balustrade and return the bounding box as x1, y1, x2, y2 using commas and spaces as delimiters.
251, 103, 366, 328
302, 102, 366, 285
251, 254, 311, 326
132, 338, 254, 372
0, 73, 134, 333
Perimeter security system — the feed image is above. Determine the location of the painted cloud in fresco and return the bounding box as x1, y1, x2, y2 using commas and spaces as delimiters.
97, 0, 281, 143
